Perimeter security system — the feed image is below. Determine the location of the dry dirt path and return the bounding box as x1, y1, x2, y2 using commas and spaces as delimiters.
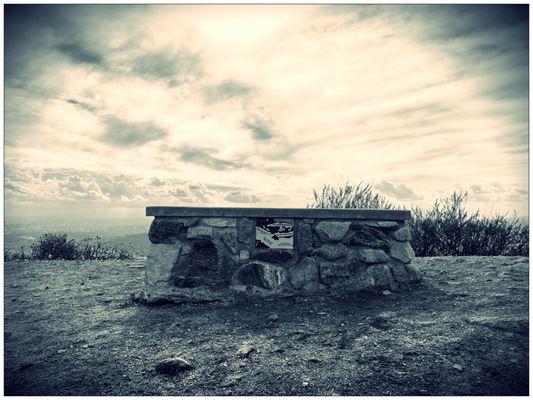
4, 256, 529, 395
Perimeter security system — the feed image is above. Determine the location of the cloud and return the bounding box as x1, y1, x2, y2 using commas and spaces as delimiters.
177, 146, 250, 170
99, 117, 167, 147
203, 80, 253, 103
375, 180, 422, 200
58, 175, 109, 201
65, 98, 97, 112
225, 191, 260, 203
131, 48, 202, 85
55, 40, 105, 66
243, 115, 275, 141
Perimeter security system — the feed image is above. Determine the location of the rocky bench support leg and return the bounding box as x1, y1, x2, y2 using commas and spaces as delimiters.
138, 207, 420, 303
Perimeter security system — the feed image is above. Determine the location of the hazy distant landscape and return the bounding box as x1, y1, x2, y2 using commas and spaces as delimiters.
4, 218, 151, 257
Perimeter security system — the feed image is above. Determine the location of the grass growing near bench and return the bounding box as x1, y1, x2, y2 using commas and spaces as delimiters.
309, 182, 528, 257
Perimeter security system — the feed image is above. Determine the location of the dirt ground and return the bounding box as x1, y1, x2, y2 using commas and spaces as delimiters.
4, 256, 529, 396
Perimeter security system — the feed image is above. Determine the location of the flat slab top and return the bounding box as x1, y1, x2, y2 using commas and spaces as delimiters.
146, 206, 411, 220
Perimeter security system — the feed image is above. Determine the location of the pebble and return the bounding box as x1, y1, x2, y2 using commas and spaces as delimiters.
236, 342, 256, 357
268, 313, 279, 322
155, 357, 194, 375
452, 364, 463, 371
382, 290, 392, 295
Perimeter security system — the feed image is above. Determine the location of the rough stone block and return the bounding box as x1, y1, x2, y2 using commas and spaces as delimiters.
145, 243, 182, 285
239, 250, 250, 261
390, 226, 412, 242
203, 218, 237, 228
237, 218, 254, 244
315, 221, 351, 242
255, 250, 293, 263
353, 270, 375, 291
389, 241, 415, 263
389, 263, 411, 283
148, 218, 188, 244
296, 222, 313, 255
187, 226, 214, 240
318, 260, 352, 287
347, 223, 389, 249
361, 220, 399, 229
215, 229, 238, 254
405, 264, 421, 282
290, 257, 318, 289
234, 261, 288, 290
316, 243, 348, 261
357, 248, 390, 264
366, 264, 397, 289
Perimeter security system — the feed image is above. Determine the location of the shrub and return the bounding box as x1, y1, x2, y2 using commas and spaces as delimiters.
76, 236, 134, 260
5, 233, 135, 261
410, 192, 529, 257
4, 246, 29, 261
31, 233, 77, 260
310, 182, 529, 257
308, 182, 396, 209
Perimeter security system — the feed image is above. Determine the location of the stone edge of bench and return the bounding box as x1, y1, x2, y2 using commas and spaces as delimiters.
146, 206, 411, 221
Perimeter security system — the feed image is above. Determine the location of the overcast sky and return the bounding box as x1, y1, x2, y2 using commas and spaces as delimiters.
4, 4, 529, 222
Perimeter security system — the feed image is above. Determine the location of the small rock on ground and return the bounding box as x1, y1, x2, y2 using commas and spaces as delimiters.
236, 342, 256, 357
154, 357, 194, 375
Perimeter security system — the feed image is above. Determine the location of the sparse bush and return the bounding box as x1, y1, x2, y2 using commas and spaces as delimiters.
4, 233, 135, 261
310, 182, 529, 257
4, 246, 29, 261
76, 236, 134, 260
410, 192, 529, 257
308, 182, 396, 209
31, 233, 77, 260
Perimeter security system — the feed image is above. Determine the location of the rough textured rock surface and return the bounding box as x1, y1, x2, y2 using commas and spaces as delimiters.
315, 221, 351, 242
171, 241, 235, 289
203, 218, 237, 228
239, 250, 250, 261
237, 218, 254, 244
366, 264, 397, 289
348, 223, 389, 249
234, 262, 289, 290
155, 357, 193, 375
145, 244, 182, 285
216, 229, 238, 254
391, 226, 412, 241
353, 270, 375, 291
390, 241, 415, 263
316, 243, 348, 261
361, 220, 399, 229
148, 219, 187, 244
296, 223, 313, 255
186, 226, 214, 240
255, 250, 293, 263
318, 260, 353, 287
357, 248, 390, 264
290, 257, 318, 289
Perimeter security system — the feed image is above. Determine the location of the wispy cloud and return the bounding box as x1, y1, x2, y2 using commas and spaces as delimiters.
375, 180, 422, 201
131, 48, 202, 85
243, 115, 275, 141
177, 146, 250, 170
203, 80, 253, 103
55, 40, 105, 66
99, 117, 167, 147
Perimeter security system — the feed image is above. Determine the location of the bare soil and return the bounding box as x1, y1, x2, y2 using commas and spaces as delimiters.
4, 256, 529, 395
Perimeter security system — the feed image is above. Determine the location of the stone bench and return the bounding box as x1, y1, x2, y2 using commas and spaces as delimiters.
139, 206, 419, 303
